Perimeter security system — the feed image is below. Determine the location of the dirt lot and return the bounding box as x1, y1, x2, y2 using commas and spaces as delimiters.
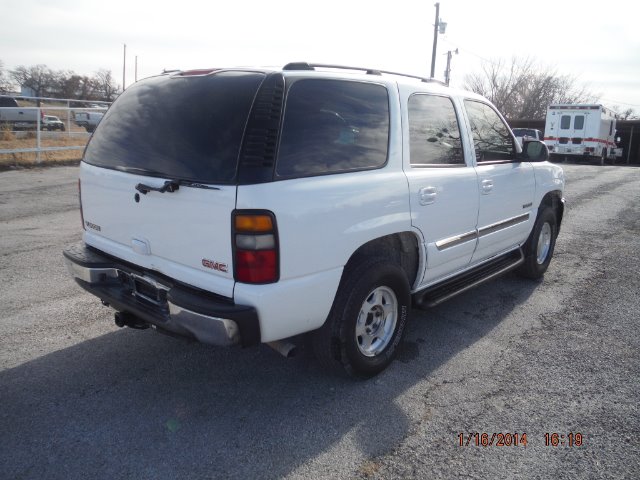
0, 164, 638, 479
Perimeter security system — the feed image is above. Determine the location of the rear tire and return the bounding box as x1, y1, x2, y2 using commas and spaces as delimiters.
312, 258, 411, 378
517, 207, 557, 279
600, 148, 607, 166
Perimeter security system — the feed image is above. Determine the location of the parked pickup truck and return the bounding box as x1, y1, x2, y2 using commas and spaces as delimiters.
0, 96, 42, 129
63, 63, 565, 378
73, 111, 105, 132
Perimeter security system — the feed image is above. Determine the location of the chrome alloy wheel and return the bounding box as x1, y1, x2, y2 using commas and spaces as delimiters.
355, 286, 398, 357
536, 222, 552, 264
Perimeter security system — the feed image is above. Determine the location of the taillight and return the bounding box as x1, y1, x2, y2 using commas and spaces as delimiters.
78, 179, 85, 230
232, 211, 279, 284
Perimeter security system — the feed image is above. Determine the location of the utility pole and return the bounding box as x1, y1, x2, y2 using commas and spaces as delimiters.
430, 3, 440, 78
444, 48, 458, 86
122, 43, 127, 90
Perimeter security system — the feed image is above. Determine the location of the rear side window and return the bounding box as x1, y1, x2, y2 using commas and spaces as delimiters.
83, 71, 265, 184
276, 79, 389, 178
0, 97, 18, 107
408, 94, 464, 166
560, 115, 571, 129
464, 100, 515, 162
574, 115, 585, 129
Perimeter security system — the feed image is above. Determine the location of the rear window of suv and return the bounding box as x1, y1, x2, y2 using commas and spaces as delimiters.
83, 71, 265, 184
276, 79, 389, 178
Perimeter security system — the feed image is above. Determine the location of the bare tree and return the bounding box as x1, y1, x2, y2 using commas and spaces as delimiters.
57, 73, 99, 100
94, 69, 120, 102
9, 64, 120, 102
0, 60, 13, 94
9, 64, 58, 105
464, 57, 599, 120
610, 106, 638, 120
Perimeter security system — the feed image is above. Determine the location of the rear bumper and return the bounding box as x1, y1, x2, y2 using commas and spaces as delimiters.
63, 242, 260, 347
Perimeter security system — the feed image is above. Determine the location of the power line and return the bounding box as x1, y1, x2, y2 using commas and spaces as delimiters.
600, 98, 640, 108
438, 37, 498, 66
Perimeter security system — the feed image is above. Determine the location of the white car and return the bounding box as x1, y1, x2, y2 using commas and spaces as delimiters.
41, 115, 65, 131
64, 63, 564, 377
512, 128, 544, 147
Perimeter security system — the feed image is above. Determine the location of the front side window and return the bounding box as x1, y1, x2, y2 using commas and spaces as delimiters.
464, 100, 515, 162
574, 115, 585, 130
408, 94, 464, 166
560, 115, 571, 129
276, 79, 389, 178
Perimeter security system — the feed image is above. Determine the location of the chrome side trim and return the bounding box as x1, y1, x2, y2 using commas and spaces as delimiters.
434, 213, 530, 252
435, 230, 478, 251
478, 213, 530, 238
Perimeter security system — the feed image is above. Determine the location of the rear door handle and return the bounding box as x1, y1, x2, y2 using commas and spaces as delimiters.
419, 186, 437, 205
481, 179, 493, 194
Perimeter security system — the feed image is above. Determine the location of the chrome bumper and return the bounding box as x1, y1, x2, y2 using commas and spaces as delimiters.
63, 242, 260, 347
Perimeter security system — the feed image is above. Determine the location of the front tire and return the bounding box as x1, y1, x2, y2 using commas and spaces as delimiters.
312, 258, 411, 378
517, 207, 558, 279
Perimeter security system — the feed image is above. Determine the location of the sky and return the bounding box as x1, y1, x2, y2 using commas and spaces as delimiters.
2, 0, 639, 112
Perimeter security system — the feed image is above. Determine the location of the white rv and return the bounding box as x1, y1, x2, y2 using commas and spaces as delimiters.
544, 104, 618, 165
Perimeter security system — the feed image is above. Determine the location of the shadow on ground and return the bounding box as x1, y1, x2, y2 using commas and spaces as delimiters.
0, 273, 539, 480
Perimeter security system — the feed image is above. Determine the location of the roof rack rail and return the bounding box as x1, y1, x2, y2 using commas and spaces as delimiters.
282, 62, 446, 85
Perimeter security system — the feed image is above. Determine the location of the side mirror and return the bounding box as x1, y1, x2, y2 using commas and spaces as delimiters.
521, 140, 549, 162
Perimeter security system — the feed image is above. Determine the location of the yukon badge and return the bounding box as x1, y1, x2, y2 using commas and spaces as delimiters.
85, 221, 102, 232
202, 258, 228, 273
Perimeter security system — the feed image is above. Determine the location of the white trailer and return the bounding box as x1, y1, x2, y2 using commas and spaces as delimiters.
544, 104, 618, 165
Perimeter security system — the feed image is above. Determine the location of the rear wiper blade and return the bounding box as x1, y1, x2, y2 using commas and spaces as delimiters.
115, 166, 166, 177
135, 179, 220, 195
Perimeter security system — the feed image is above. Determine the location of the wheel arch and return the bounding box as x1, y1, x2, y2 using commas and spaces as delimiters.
343, 232, 421, 288
539, 190, 564, 232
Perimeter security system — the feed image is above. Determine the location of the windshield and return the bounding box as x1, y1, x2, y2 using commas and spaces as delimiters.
83, 71, 265, 184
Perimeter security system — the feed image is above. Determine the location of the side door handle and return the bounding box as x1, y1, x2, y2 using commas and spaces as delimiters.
481, 179, 493, 194
419, 186, 437, 205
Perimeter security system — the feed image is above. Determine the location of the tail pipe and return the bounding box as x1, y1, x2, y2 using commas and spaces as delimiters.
266, 340, 297, 358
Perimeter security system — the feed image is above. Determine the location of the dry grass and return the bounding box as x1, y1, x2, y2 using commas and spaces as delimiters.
1, 98, 104, 169
0, 129, 89, 169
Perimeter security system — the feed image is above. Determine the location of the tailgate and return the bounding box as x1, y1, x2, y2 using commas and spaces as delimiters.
80, 163, 237, 297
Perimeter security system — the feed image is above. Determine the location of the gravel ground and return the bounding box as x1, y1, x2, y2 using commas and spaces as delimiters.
0, 164, 638, 479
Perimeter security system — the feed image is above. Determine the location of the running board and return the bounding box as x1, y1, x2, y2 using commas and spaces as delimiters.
413, 249, 524, 308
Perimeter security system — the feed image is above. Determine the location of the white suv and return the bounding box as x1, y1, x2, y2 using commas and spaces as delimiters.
64, 63, 564, 377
